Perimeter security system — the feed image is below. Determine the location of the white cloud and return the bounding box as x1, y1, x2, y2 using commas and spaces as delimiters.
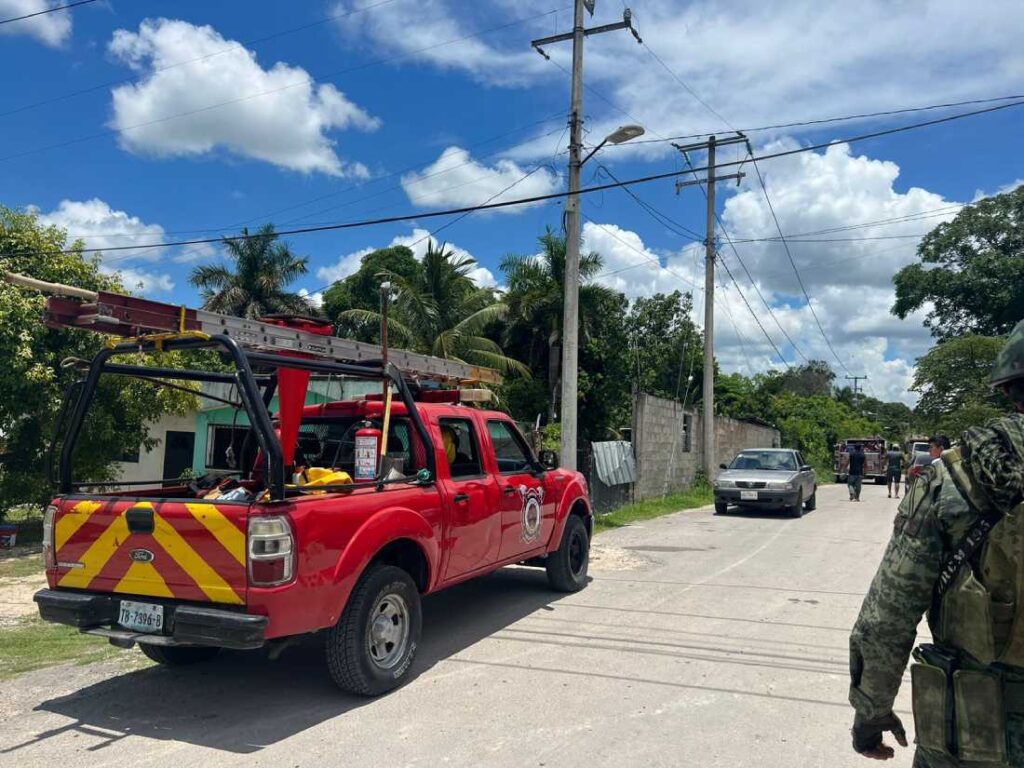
36, 198, 166, 261
351, 0, 1024, 162
315, 229, 498, 289
34, 198, 175, 295
107, 267, 175, 294
401, 147, 560, 212
331, 0, 547, 87
173, 240, 219, 264
315, 245, 373, 284
108, 18, 380, 175
973, 179, 1024, 201
584, 221, 701, 300
298, 288, 324, 309
0, 0, 72, 47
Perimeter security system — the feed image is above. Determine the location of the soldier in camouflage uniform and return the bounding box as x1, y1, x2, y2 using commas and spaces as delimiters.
848, 320, 1024, 766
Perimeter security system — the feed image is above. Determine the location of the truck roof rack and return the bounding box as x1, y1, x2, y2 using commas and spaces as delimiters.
6, 272, 502, 385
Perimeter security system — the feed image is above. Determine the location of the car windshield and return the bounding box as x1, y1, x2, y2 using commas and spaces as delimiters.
729, 451, 797, 471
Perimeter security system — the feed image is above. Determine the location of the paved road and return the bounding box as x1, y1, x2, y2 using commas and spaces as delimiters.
0, 483, 917, 768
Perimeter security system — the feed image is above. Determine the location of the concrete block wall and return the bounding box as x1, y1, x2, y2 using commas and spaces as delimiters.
632, 393, 781, 500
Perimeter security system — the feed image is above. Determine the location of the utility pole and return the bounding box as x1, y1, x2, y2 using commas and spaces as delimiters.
674, 134, 745, 477
845, 374, 868, 405
531, 2, 641, 471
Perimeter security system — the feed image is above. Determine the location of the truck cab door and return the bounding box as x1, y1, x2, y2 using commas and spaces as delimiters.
439, 417, 501, 580
484, 419, 553, 561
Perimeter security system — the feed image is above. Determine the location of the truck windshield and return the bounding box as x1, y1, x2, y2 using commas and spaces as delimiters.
729, 451, 796, 471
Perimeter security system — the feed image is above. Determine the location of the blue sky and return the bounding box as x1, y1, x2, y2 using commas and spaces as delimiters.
2, 0, 1022, 402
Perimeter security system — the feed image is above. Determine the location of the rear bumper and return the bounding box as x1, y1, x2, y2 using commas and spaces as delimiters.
34, 589, 268, 650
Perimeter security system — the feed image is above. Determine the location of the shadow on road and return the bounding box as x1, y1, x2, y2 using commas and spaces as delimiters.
9, 568, 567, 755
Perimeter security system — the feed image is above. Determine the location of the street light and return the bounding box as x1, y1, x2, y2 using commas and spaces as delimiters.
560, 122, 644, 471
581, 124, 645, 165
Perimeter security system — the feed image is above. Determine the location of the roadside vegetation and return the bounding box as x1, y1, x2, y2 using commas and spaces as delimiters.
0, 618, 127, 681
595, 483, 714, 533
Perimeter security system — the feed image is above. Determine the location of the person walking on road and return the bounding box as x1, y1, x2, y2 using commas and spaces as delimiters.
848, 443, 866, 501
885, 444, 904, 499
847, 320, 1024, 766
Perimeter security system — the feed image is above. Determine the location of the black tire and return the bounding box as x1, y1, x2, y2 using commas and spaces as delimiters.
139, 644, 220, 666
834, 474, 842, 483
714, 500, 729, 515
546, 514, 590, 593
804, 488, 816, 511
326, 563, 422, 697
788, 489, 804, 518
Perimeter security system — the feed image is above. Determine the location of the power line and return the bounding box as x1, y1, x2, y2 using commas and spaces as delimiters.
0, 7, 569, 163
10, 97, 1024, 261
746, 147, 852, 375
0, 0, 94, 25
622, 94, 1024, 146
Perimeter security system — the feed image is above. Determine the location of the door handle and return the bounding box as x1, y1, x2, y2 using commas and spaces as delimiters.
502, 486, 516, 496
454, 493, 469, 503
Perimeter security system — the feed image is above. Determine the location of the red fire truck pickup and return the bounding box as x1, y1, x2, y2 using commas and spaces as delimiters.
24, 279, 592, 697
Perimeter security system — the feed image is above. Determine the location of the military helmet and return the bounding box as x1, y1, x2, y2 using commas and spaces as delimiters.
991, 319, 1024, 386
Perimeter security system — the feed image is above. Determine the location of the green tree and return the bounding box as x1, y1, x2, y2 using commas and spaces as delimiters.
893, 185, 1024, 339
341, 242, 527, 376
625, 291, 705, 405
777, 360, 836, 397
322, 245, 421, 340
911, 335, 1011, 434
501, 228, 618, 419
190, 224, 314, 318
0, 207, 196, 512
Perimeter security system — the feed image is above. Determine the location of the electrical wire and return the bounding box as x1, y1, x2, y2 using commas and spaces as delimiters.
746, 147, 852, 374
0, 0, 94, 25
8, 97, 1023, 261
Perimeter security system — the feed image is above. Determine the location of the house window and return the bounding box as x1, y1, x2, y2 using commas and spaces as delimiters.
207, 425, 250, 470
682, 414, 693, 453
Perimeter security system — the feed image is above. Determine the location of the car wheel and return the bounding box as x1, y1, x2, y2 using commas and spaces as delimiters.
546, 514, 590, 593
139, 644, 220, 666
714, 500, 729, 515
326, 563, 422, 696
804, 488, 817, 511
788, 489, 804, 518
834, 474, 842, 483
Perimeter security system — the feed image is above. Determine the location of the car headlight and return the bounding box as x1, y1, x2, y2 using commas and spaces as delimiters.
715, 479, 736, 488
767, 481, 794, 490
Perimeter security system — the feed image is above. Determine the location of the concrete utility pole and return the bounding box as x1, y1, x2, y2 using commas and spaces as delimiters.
674, 134, 746, 476
531, 2, 641, 470
845, 374, 868, 405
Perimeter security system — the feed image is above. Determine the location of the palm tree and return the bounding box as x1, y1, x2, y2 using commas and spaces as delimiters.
501, 228, 617, 419
190, 224, 314, 318
339, 242, 529, 377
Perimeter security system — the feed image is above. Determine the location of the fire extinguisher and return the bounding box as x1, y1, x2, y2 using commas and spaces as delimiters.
354, 421, 381, 481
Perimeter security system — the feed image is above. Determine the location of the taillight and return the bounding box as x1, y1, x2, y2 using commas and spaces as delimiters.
248, 515, 294, 586
42, 504, 57, 570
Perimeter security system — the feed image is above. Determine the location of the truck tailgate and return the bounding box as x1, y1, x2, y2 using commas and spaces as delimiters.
52, 498, 247, 605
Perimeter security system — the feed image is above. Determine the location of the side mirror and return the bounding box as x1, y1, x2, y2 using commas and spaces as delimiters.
538, 450, 558, 470
718, 463, 728, 470
800, 465, 813, 472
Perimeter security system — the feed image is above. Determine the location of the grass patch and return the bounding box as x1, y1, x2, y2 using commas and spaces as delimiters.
2, 505, 44, 545
0, 617, 126, 681
0, 552, 43, 580
595, 486, 714, 532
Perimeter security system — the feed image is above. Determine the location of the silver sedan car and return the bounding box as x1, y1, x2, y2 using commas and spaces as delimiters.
713, 448, 817, 518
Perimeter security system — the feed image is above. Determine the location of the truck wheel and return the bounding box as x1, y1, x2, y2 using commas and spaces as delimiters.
139, 644, 220, 666
546, 514, 590, 593
834, 474, 842, 483
326, 564, 421, 696
714, 500, 729, 515
804, 489, 817, 511
788, 489, 804, 518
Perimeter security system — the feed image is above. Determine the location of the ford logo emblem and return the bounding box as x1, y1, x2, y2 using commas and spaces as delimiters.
129, 548, 155, 563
